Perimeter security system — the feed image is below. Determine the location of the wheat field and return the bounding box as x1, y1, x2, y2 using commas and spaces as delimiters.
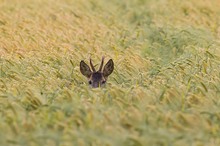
0, 0, 220, 146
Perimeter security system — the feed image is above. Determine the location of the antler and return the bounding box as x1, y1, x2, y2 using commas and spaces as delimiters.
90, 58, 96, 72
98, 56, 105, 72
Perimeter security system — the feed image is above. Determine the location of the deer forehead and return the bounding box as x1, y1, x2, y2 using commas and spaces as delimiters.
90, 72, 105, 81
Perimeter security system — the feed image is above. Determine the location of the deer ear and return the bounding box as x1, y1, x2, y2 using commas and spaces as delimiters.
80, 61, 92, 78
103, 59, 114, 77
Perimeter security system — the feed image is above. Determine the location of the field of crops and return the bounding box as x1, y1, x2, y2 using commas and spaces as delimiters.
0, 0, 220, 145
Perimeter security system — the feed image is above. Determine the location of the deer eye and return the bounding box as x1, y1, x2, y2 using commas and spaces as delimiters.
88, 81, 92, 85
101, 80, 106, 84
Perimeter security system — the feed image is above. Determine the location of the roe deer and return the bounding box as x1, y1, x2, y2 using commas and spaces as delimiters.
80, 56, 114, 88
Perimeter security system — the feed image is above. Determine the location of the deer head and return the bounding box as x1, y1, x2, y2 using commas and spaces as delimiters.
80, 56, 114, 88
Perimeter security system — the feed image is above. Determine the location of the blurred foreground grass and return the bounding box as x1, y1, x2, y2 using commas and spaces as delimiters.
0, 0, 220, 145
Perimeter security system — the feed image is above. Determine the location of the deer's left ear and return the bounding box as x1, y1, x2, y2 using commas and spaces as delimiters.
103, 59, 114, 78
80, 61, 92, 78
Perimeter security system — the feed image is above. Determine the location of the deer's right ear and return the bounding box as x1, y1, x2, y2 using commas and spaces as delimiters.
80, 61, 92, 78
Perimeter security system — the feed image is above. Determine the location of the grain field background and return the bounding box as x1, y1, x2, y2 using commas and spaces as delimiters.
0, 0, 220, 146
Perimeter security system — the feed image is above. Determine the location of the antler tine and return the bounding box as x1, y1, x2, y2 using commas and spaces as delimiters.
90, 58, 96, 72
98, 56, 105, 72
